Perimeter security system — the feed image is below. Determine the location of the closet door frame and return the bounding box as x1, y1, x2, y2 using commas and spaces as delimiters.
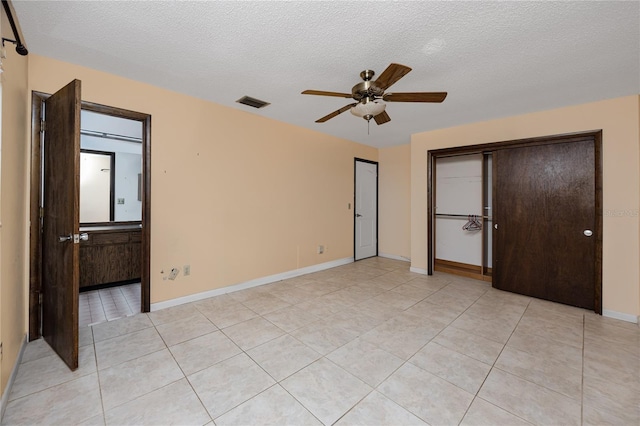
427, 130, 602, 313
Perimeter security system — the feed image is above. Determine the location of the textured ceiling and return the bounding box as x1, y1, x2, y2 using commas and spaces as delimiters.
12, 1, 640, 148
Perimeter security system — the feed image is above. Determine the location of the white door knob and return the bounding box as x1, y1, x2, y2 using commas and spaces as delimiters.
584, 230, 593, 237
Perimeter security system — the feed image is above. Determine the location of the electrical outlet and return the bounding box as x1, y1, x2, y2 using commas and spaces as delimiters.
317, 245, 324, 254
168, 268, 179, 280
184, 265, 191, 276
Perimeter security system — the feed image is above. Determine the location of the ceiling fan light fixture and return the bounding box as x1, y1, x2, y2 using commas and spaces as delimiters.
350, 99, 386, 121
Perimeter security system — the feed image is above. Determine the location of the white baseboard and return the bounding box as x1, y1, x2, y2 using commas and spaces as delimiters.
378, 252, 410, 263
409, 266, 428, 275
411, 266, 472, 276
151, 257, 354, 311
1, 334, 27, 420
602, 309, 639, 324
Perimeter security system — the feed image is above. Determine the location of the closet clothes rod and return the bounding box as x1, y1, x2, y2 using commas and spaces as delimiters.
435, 213, 493, 220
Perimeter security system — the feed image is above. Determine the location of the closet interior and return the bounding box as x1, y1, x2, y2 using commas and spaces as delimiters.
434, 153, 492, 282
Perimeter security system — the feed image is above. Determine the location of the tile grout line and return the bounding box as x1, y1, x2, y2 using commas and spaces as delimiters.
15, 259, 631, 424
336, 277, 481, 424
240, 339, 325, 425
457, 297, 533, 424
92, 326, 109, 424
97, 316, 193, 417
405, 283, 492, 423
278, 321, 394, 426
197, 263, 410, 424
161, 326, 214, 425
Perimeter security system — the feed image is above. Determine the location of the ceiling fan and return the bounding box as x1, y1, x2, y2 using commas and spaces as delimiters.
302, 63, 447, 125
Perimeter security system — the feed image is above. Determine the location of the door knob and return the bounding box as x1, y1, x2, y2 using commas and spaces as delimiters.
355, 213, 362, 217
59, 233, 89, 243
58, 234, 72, 243
584, 229, 593, 237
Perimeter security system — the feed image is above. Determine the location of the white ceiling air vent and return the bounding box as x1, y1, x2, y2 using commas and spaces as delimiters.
236, 96, 271, 109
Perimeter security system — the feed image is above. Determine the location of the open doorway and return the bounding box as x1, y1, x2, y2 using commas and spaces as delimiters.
29, 89, 151, 346
77, 110, 144, 326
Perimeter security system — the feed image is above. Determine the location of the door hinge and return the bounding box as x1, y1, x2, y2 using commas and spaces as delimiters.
39, 207, 44, 219
40, 119, 46, 133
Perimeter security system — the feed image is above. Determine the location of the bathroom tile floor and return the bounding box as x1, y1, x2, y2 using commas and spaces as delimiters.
4, 257, 639, 425
79, 283, 141, 327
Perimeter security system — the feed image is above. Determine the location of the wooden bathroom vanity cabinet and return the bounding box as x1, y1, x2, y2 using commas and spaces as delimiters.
79, 223, 141, 289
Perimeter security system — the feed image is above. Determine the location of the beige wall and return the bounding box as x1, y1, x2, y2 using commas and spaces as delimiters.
0, 13, 30, 394
378, 144, 410, 260
28, 55, 377, 304
2, 54, 636, 402
411, 95, 640, 317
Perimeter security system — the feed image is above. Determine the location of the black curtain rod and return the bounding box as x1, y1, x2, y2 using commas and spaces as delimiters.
1, 0, 28, 56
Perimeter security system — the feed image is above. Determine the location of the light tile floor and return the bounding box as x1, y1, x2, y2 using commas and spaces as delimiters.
4, 257, 639, 425
79, 283, 141, 327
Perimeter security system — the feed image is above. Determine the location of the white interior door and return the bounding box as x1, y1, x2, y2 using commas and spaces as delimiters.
355, 160, 378, 260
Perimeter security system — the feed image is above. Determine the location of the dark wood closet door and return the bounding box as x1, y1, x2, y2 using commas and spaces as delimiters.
493, 140, 596, 310
42, 79, 81, 370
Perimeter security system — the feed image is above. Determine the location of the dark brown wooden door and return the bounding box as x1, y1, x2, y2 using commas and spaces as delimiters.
493, 140, 597, 310
42, 80, 81, 370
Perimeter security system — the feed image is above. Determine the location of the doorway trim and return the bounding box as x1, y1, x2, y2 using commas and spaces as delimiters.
426, 130, 602, 313
354, 158, 379, 261
29, 92, 152, 340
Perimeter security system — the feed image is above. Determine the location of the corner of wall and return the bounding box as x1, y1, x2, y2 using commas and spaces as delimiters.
378, 144, 411, 260
0, 335, 27, 421
0, 9, 30, 397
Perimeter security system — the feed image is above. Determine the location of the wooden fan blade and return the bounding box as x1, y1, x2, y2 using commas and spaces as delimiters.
374, 63, 412, 91
374, 110, 391, 125
302, 90, 353, 98
316, 103, 357, 123
383, 92, 448, 103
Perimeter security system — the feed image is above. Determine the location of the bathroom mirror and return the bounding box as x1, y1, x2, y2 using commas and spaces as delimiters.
79, 110, 143, 223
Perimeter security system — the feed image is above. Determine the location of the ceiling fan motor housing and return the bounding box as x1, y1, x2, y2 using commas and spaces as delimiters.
351, 80, 384, 101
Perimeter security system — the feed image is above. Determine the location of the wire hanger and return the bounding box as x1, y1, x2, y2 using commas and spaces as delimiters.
462, 214, 483, 231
